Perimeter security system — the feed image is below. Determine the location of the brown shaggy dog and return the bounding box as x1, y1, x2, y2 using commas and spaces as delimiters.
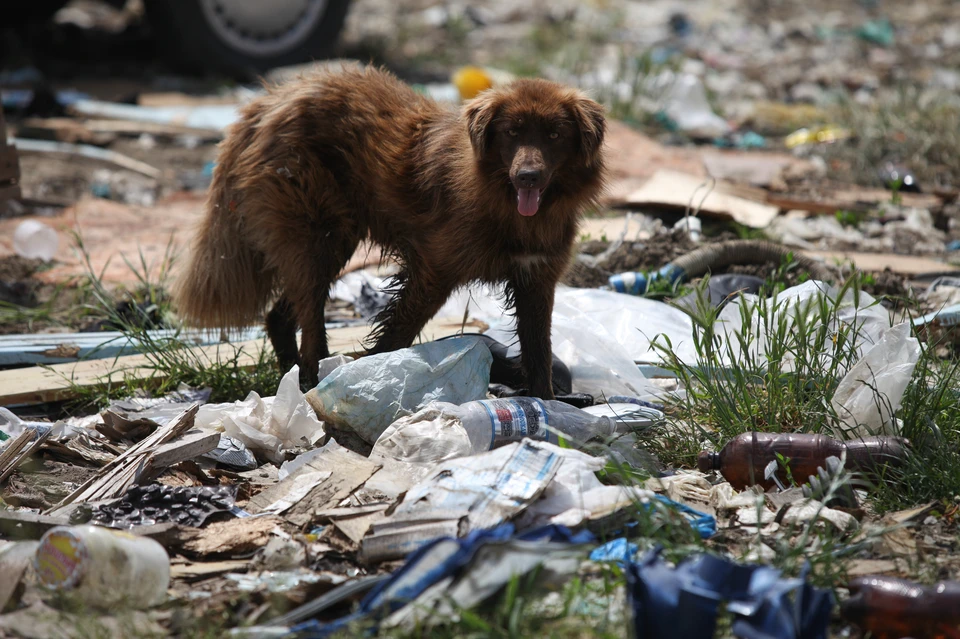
173, 65, 605, 399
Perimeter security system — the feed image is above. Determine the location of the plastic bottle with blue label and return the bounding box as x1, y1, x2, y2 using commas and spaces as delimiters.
372, 398, 622, 463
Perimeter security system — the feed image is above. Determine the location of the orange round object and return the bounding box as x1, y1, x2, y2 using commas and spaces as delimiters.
453, 66, 494, 101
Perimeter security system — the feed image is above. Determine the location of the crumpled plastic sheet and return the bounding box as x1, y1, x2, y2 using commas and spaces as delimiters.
625, 547, 834, 639
305, 336, 492, 444
830, 321, 921, 437
195, 365, 325, 464
287, 524, 594, 638
716, 280, 890, 371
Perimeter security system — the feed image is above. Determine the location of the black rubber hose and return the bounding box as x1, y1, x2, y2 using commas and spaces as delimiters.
670, 240, 834, 282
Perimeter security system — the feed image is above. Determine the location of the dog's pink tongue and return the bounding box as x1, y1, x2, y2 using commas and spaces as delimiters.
517, 188, 539, 216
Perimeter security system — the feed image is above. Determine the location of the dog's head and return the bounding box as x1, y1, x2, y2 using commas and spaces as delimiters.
464, 79, 605, 217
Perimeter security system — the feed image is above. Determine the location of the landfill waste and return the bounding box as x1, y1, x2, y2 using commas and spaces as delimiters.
830, 322, 921, 437
698, 431, 909, 491
608, 241, 831, 297
784, 125, 851, 148
89, 484, 238, 528
672, 273, 765, 312
450, 66, 516, 101
362, 439, 657, 561
370, 397, 621, 463
447, 284, 693, 390
842, 575, 960, 639
12, 220, 59, 262
438, 333, 573, 396
627, 547, 834, 639
452, 66, 493, 100
857, 18, 895, 47
305, 337, 492, 444
34, 525, 170, 609
879, 162, 919, 192
648, 72, 731, 138
329, 270, 389, 319
581, 402, 665, 430
196, 365, 325, 464
291, 524, 593, 637
715, 280, 891, 368
203, 434, 258, 470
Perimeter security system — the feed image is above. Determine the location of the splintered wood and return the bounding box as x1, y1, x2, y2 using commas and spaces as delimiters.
48, 404, 200, 512
0, 426, 53, 485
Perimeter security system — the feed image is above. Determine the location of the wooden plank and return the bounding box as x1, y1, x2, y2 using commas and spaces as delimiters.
0, 509, 68, 540
0, 318, 473, 406
0, 327, 267, 366
146, 429, 220, 472
805, 250, 960, 276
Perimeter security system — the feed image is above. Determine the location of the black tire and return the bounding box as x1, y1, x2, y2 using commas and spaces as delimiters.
143, 0, 351, 79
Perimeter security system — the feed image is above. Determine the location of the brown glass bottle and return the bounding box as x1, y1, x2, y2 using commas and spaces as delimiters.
697, 432, 909, 490
842, 575, 960, 639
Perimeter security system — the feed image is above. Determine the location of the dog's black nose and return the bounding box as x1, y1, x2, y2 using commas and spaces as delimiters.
516, 169, 543, 189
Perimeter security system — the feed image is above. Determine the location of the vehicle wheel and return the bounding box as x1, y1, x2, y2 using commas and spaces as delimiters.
144, 0, 351, 78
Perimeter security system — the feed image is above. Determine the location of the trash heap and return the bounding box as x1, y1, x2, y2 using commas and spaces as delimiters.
1, 269, 955, 639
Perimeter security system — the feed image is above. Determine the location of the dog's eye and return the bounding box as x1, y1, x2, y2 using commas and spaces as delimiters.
508, 129, 518, 137
549, 132, 560, 139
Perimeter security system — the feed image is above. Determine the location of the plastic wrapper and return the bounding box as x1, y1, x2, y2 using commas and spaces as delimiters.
305, 337, 492, 444
196, 365, 325, 464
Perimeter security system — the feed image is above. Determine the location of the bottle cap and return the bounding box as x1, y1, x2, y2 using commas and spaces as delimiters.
697, 451, 719, 472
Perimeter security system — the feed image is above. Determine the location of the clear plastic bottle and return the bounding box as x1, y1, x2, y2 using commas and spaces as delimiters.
372, 398, 620, 463
34, 525, 170, 609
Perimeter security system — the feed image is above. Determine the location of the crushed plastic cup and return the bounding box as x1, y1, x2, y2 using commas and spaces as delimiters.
13, 220, 59, 262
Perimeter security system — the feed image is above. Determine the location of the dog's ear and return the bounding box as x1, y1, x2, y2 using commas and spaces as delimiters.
570, 96, 606, 167
464, 91, 500, 159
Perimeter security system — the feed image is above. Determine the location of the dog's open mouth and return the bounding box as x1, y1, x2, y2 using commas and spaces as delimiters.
516, 188, 543, 217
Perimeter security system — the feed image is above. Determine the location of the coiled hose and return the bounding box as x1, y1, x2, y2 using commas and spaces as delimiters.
609, 240, 834, 295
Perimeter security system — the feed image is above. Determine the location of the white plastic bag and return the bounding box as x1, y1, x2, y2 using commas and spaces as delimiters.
831, 322, 920, 437
646, 71, 731, 138
195, 365, 325, 463
305, 336, 492, 444
716, 280, 889, 370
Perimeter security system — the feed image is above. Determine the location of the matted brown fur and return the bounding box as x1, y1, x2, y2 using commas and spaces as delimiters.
173, 65, 606, 397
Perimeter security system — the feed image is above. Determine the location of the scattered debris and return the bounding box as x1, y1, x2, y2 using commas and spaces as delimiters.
49, 404, 200, 513
626, 548, 834, 639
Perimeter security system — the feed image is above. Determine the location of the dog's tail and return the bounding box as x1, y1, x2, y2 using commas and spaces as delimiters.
172, 175, 275, 331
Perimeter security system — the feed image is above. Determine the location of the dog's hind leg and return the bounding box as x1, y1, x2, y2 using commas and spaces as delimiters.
367, 263, 455, 354
260, 210, 361, 388
266, 296, 299, 375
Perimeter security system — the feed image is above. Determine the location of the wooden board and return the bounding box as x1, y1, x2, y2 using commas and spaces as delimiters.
0, 318, 474, 406
805, 250, 960, 276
